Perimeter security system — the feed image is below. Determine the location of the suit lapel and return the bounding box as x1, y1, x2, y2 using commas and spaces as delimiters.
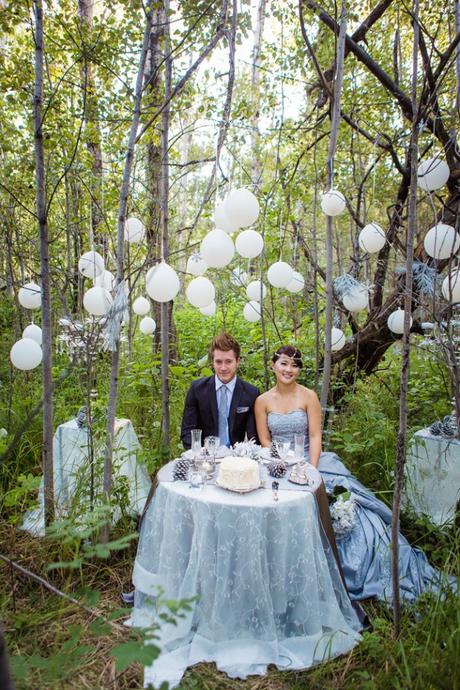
208, 376, 218, 431
228, 377, 243, 439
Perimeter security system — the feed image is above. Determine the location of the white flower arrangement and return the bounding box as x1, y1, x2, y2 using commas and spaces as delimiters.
232, 438, 261, 461
329, 493, 356, 538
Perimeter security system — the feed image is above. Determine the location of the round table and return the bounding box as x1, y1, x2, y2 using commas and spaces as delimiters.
132, 462, 361, 688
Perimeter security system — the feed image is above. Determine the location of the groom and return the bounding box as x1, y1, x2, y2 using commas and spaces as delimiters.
181, 332, 259, 448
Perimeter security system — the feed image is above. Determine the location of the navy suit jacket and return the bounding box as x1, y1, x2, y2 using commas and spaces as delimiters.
180, 375, 259, 449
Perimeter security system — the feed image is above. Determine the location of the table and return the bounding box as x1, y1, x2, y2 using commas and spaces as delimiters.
22, 418, 151, 536
132, 461, 361, 688
403, 428, 460, 525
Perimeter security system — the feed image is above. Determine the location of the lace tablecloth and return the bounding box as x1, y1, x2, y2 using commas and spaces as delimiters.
132, 464, 361, 688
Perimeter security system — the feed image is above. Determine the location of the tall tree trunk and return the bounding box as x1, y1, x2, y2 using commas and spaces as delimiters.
33, 0, 54, 526
250, 0, 266, 186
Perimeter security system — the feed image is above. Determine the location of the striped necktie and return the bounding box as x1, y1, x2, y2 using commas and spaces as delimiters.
218, 384, 229, 447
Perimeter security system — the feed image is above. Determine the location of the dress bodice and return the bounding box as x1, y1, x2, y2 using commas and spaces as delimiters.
267, 408, 309, 450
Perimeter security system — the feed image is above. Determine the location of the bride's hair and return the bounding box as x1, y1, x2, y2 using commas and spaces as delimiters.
272, 345, 303, 368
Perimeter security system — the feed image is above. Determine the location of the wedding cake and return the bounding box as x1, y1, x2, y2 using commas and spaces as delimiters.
218, 457, 260, 492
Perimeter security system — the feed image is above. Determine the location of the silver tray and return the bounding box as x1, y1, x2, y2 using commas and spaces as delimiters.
215, 478, 264, 494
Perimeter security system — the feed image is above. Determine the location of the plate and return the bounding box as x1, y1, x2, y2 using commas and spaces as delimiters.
215, 478, 263, 493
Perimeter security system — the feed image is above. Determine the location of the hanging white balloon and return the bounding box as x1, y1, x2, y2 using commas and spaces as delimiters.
78, 250, 105, 279
246, 280, 267, 301
146, 262, 180, 302
267, 261, 293, 288
235, 229, 264, 258
417, 156, 450, 192
132, 296, 150, 316
83, 286, 113, 316
18, 282, 41, 310
387, 309, 412, 334
225, 188, 260, 228
423, 223, 460, 260
10, 338, 43, 370
214, 201, 240, 233
94, 270, 115, 291
342, 287, 368, 312
243, 300, 261, 322
320, 189, 346, 216
139, 316, 156, 334
186, 276, 215, 308
286, 271, 305, 293
22, 324, 42, 345
441, 269, 460, 303
199, 300, 217, 317
186, 254, 207, 276
124, 217, 145, 243
330, 327, 346, 352
358, 223, 386, 253
200, 229, 235, 268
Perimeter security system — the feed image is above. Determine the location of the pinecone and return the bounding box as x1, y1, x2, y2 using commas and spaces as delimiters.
268, 460, 287, 478
173, 458, 190, 481
441, 415, 456, 437
270, 441, 280, 459
429, 421, 443, 436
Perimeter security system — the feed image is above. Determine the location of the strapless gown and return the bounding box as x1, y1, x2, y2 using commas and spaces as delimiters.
267, 409, 455, 603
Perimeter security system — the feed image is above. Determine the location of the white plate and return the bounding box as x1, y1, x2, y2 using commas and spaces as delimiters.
215, 478, 263, 493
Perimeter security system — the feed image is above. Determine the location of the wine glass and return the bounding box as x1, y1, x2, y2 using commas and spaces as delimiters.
274, 437, 291, 461
191, 429, 202, 456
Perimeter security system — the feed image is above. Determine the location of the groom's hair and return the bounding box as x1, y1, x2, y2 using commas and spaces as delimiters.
209, 332, 241, 359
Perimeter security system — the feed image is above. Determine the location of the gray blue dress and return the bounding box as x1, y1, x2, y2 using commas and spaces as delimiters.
267, 409, 455, 603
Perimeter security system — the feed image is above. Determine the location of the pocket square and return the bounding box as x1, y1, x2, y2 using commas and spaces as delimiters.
236, 406, 249, 413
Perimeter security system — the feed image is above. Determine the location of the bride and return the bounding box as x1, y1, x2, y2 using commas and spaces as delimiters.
254, 345, 454, 603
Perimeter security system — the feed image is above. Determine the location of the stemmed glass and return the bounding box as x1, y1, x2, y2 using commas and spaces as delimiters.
190, 429, 205, 487
274, 437, 291, 462
203, 435, 220, 478
293, 433, 310, 484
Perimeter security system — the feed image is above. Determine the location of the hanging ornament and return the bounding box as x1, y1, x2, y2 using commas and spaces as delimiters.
423, 223, 460, 260
267, 261, 293, 288
417, 156, 450, 192
200, 229, 234, 268
145, 262, 180, 302
186, 253, 207, 276
18, 282, 41, 310
387, 309, 412, 334
235, 229, 264, 259
22, 324, 42, 345
243, 300, 261, 322
186, 276, 215, 308
214, 201, 239, 233
10, 338, 42, 370
342, 287, 368, 312
286, 271, 305, 293
124, 217, 145, 243
358, 223, 386, 253
132, 296, 150, 316
441, 269, 460, 303
225, 188, 259, 228
320, 189, 346, 216
139, 316, 156, 334
83, 286, 113, 316
94, 270, 115, 291
246, 280, 267, 301
78, 250, 105, 279
199, 300, 217, 316
330, 327, 346, 352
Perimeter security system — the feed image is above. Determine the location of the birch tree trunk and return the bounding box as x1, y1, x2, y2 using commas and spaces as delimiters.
33, 0, 54, 526
250, 0, 266, 186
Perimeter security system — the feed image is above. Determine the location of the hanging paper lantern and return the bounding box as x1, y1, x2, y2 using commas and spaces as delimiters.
83, 286, 113, 316
133, 296, 150, 316
424, 223, 460, 260
441, 269, 460, 303
267, 261, 293, 288
199, 300, 217, 317
78, 250, 105, 279
186, 276, 215, 308
18, 282, 41, 310
214, 201, 239, 233
124, 217, 145, 243
286, 271, 305, 293
243, 300, 261, 322
342, 287, 368, 312
225, 188, 259, 228
139, 316, 156, 334
146, 262, 180, 302
358, 223, 386, 253
330, 327, 346, 352
10, 338, 42, 370
246, 280, 267, 301
387, 309, 412, 334
94, 270, 115, 291
417, 156, 450, 192
235, 229, 264, 258
230, 267, 248, 286
186, 254, 207, 276
320, 190, 346, 216
22, 324, 42, 345
200, 229, 235, 268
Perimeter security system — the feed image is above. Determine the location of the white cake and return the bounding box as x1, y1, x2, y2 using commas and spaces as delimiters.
218, 456, 260, 491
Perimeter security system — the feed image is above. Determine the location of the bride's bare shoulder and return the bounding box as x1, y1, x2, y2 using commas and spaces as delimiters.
298, 385, 319, 402
255, 388, 276, 408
